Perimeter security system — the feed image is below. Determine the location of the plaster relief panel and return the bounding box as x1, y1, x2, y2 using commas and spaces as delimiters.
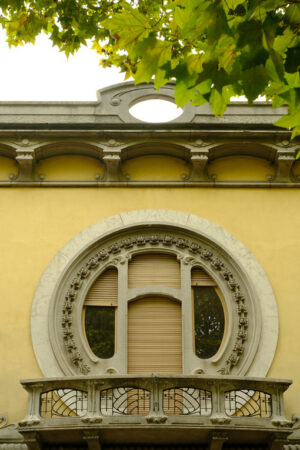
122, 156, 190, 181
207, 156, 275, 181
36, 155, 104, 181
0, 156, 18, 180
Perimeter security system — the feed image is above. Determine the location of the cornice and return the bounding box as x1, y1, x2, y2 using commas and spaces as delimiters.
0, 81, 289, 131
0, 82, 298, 187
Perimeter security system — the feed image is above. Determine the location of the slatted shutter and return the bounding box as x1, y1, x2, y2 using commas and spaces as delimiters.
128, 297, 182, 374
84, 268, 118, 306
191, 267, 216, 286
128, 253, 181, 289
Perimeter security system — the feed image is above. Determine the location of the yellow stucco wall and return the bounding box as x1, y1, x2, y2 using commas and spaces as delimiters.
207, 156, 275, 181
0, 157, 18, 180
122, 156, 190, 180
1, 184, 299, 422
36, 156, 104, 181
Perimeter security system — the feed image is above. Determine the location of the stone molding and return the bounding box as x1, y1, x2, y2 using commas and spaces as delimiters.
0, 81, 288, 128
31, 210, 278, 378
0, 136, 298, 186
0, 421, 25, 448
0, 80, 298, 187
59, 232, 249, 376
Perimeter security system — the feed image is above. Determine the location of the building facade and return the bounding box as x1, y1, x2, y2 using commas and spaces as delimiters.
0, 82, 300, 450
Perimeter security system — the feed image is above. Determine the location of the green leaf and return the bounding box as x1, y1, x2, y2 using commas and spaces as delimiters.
191, 94, 207, 106
274, 104, 300, 129
241, 64, 270, 102
222, 0, 243, 10
266, 56, 280, 82
269, 48, 285, 81
285, 72, 300, 89
285, 46, 300, 73
273, 28, 296, 56
291, 128, 300, 140
262, 15, 277, 50
286, 4, 300, 25
154, 68, 171, 91
210, 89, 227, 116
237, 20, 262, 49
191, 79, 212, 105
279, 88, 297, 110
206, 3, 231, 41
174, 67, 199, 107
102, 8, 150, 46
174, 1, 210, 40
217, 35, 238, 73
196, 79, 212, 95
210, 85, 233, 116
133, 38, 172, 85
272, 95, 286, 108
186, 54, 205, 75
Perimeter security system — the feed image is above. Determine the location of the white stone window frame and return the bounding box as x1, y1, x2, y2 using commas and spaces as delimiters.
32, 210, 278, 378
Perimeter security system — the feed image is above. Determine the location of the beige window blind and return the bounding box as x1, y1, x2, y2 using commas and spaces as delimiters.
128, 297, 182, 374
191, 267, 216, 286
84, 268, 118, 306
128, 253, 181, 289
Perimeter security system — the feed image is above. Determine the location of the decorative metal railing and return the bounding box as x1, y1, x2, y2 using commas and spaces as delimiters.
19, 375, 292, 429
162, 388, 212, 416
40, 389, 88, 418
224, 390, 272, 418
100, 387, 151, 416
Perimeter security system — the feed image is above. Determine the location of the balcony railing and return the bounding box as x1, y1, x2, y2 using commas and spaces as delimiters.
19, 375, 293, 445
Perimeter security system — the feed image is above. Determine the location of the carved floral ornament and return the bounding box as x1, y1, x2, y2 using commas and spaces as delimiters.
49, 226, 257, 378
32, 211, 277, 379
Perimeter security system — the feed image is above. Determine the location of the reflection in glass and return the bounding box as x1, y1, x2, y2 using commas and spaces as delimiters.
85, 306, 115, 359
194, 287, 225, 359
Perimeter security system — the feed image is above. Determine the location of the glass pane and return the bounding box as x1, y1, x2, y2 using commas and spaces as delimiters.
85, 306, 115, 359
193, 287, 225, 359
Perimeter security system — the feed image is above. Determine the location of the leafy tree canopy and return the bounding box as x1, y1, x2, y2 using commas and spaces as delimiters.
0, 0, 299, 136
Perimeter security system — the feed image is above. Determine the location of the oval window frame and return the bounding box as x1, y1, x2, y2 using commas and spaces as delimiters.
129, 97, 183, 123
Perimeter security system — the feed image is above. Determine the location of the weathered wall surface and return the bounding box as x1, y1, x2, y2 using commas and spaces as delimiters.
0, 185, 299, 422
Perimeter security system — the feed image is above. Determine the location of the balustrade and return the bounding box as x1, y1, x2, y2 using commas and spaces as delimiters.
19, 375, 292, 430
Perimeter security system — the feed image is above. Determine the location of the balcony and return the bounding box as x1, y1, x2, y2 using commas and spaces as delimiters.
19, 375, 293, 449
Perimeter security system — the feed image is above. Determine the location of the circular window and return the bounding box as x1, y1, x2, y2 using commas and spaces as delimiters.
31, 210, 278, 379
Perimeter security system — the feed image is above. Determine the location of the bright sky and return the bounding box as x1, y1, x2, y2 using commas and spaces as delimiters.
0, 30, 125, 101
0, 30, 185, 121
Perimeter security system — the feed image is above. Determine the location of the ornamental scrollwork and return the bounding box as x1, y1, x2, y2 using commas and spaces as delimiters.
62, 233, 248, 375
0, 414, 8, 429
